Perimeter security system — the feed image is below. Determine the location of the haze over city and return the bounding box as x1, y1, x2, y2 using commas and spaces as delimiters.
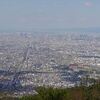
0, 0, 100, 100
0, 0, 100, 32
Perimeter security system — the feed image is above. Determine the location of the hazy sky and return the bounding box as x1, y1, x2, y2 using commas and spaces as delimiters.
0, 0, 100, 31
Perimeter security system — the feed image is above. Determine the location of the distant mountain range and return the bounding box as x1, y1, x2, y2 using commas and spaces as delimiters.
0, 27, 100, 33
48, 27, 100, 33
69, 27, 100, 33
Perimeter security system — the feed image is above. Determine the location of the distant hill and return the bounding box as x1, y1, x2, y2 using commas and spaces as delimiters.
48, 27, 100, 33
0, 27, 100, 34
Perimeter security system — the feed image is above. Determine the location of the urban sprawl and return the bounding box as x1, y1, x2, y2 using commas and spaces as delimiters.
0, 32, 100, 96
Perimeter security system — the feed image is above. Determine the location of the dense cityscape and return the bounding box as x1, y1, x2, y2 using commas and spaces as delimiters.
0, 32, 100, 96
0, 0, 100, 99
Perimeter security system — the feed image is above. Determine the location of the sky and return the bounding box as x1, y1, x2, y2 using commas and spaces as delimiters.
0, 0, 100, 31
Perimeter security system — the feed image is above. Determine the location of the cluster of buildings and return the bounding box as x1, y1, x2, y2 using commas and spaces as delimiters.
0, 32, 100, 95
